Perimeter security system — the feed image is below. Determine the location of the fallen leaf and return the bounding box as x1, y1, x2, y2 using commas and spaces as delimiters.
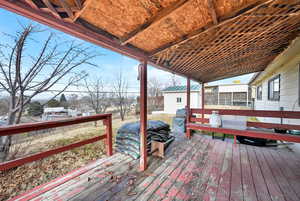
127, 191, 137, 196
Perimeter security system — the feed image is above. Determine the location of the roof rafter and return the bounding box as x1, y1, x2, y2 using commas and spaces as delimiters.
207, 0, 218, 25
24, 0, 38, 9
42, 0, 61, 19
150, 0, 266, 56
58, 0, 74, 18
120, 0, 190, 45
74, 0, 82, 9
72, 0, 93, 22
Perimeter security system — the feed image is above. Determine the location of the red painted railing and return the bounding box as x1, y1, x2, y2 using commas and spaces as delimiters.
0, 114, 113, 171
190, 108, 300, 130
187, 108, 300, 143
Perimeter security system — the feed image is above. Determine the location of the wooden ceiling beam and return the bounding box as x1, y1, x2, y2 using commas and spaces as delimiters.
120, 0, 190, 45
42, 0, 61, 19
40, 6, 80, 13
207, 0, 218, 25
72, 0, 93, 22
59, 0, 74, 18
24, 0, 38, 9
150, 0, 266, 56
74, 0, 82, 9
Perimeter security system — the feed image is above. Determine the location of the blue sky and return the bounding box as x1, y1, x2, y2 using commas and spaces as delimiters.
0, 8, 254, 98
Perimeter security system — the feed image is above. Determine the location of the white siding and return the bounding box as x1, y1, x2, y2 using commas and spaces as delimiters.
218, 84, 248, 93
254, 61, 300, 125
163, 91, 201, 114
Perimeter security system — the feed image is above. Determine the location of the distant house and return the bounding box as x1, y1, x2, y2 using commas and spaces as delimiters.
162, 83, 251, 114
250, 36, 300, 125
205, 83, 251, 107
162, 85, 202, 114
42, 107, 80, 120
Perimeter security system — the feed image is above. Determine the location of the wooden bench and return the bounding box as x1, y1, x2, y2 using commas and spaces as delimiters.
186, 109, 300, 144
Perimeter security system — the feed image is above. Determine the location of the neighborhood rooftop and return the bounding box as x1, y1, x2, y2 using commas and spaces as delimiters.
163, 85, 201, 92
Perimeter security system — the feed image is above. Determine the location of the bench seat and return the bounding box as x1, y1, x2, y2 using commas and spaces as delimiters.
186, 123, 300, 143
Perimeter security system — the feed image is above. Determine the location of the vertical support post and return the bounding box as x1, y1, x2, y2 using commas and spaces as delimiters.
139, 60, 147, 171
202, 83, 205, 123
217, 89, 220, 105
105, 114, 113, 156
246, 89, 249, 107
186, 78, 191, 139
234, 135, 237, 144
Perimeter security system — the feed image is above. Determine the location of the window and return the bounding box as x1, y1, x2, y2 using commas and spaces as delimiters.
268, 75, 280, 101
176, 97, 182, 103
256, 85, 262, 100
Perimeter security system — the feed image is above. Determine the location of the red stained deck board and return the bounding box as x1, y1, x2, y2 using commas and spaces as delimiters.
51, 157, 133, 200
202, 141, 227, 201
215, 142, 233, 201
254, 147, 286, 201
130, 137, 202, 201
239, 145, 258, 201
10, 154, 124, 201
274, 149, 300, 198
160, 138, 211, 201
230, 144, 243, 201
189, 139, 218, 199
9, 136, 300, 201
246, 145, 272, 201
38, 155, 130, 198
138, 137, 206, 201
262, 148, 299, 201
174, 138, 212, 201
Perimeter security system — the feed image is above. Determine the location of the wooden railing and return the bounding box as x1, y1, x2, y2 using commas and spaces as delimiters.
0, 114, 113, 171
190, 108, 300, 130
187, 108, 300, 143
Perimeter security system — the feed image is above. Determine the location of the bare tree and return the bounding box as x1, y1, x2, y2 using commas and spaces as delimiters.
167, 74, 182, 87
148, 77, 164, 112
0, 25, 98, 161
0, 96, 9, 116
113, 69, 131, 121
68, 94, 80, 110
83, 77, 111, 114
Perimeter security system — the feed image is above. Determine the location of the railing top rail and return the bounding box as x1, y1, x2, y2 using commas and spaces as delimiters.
0, 113, 112, 136
190, 108, 300, 119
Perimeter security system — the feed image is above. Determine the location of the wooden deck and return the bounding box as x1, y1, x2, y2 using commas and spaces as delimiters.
11, 135, 300, 201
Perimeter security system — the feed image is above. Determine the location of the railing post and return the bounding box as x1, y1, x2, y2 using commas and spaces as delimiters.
139, 60, 147, 171
105, 115, 113, 156
186, 77, 191, 139
202, 83, 205, 123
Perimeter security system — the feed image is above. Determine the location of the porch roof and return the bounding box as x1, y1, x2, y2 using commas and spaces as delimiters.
1, 0, 300, 82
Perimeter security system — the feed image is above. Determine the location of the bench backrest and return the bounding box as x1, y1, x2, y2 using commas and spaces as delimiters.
190, 108, 300, 131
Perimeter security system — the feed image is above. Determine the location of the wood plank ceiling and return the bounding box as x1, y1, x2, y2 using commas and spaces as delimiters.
3, 0, 300, 82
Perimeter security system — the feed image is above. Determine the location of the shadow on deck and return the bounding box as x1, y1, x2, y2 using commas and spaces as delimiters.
11, 135, 300, 201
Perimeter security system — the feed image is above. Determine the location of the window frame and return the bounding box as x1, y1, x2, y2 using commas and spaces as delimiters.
176, 97, 182, 103
256, 85, 262, 100
268, 74, 280, 101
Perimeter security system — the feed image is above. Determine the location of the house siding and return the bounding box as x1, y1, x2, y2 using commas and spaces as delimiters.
163, 91, 201, 114
254, 61, 300, 125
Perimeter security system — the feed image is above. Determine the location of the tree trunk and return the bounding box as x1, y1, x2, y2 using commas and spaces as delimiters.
0, 95, 17, 162
0, 110, 16, 162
